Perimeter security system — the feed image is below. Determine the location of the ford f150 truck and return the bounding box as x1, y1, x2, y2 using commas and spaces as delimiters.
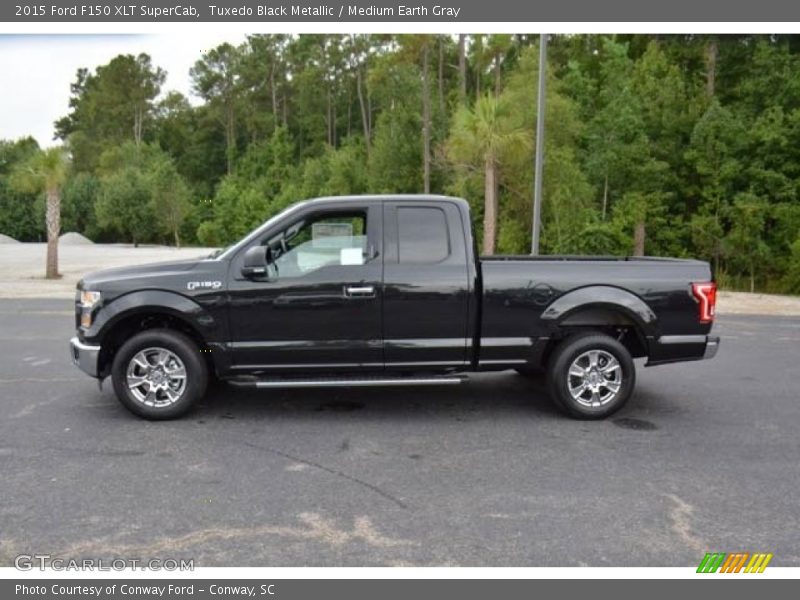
70, 195, 719, 420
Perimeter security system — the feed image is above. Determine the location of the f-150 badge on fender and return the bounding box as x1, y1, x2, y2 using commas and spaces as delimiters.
187, 281, 222, 291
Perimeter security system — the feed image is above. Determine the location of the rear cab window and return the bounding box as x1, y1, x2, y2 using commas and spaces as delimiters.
397, 206, 451, 264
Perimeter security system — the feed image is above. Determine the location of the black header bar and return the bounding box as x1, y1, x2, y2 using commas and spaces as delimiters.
4, 0, 800, 23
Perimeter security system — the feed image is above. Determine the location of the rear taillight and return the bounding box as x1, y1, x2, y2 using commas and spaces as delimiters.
692, 282, 717, 324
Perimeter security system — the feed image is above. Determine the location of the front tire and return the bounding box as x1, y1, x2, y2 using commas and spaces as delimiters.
546, 333, 635, 419
111, 329, 208, 420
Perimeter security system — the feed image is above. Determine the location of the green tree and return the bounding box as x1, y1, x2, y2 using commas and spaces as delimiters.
10, 146, 71, 278
723, 193, 770, 292
581, 38, 649, 220
367, 55, 423, 192
368, 106, 422, 193
96, 166, 153, 247
56, 54, 165, 171
61, 172, 101, 239
156, 92, 226, 199
495, 43, 593, 254
239, 34, 290, 140
191, 43, 243, 175
447, 94, 530, 254
612, 157, 673, 256
628, 41, 694, 255
201, 126, 298, 243
685, 98, 745, 270
149, 158, 191, 247
0, 137, 42, 241
96, 142, 190, 247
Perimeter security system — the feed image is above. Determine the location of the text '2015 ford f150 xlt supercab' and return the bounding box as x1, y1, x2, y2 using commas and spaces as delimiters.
70, 195, 719, 420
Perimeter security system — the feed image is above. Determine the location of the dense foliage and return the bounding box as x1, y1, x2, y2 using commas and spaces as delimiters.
2, 34, 800, 292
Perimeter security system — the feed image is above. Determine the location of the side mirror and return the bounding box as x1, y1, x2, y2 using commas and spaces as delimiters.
241, 246, 269, 278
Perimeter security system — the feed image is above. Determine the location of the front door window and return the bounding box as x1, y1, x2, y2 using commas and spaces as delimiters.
268, 213, 368, 278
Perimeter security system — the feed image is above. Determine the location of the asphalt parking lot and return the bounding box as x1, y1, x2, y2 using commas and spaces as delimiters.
0, 298, 798, 567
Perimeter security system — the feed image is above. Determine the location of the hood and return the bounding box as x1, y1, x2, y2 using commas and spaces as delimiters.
78, 258, 205, 292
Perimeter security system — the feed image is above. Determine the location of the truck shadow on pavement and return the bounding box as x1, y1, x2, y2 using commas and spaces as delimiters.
176, 370, 672, 425
197, 372, 558, 420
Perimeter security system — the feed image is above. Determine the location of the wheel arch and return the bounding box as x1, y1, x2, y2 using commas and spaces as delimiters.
539, 286, 657, 362
90, 291, 221, 378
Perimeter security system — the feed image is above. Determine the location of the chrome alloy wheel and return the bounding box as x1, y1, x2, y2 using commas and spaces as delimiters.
125, 347, 187, 407
566, 349, 622, 408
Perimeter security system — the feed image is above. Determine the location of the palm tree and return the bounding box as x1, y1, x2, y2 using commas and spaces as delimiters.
447, 94, 530, 254
11, 146, 70, 279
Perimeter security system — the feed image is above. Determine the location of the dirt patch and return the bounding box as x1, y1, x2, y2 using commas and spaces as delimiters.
717, 291, 800, 317
54, 512, 415, 558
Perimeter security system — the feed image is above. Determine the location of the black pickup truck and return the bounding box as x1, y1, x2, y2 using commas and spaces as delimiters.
70, 195, 719, 420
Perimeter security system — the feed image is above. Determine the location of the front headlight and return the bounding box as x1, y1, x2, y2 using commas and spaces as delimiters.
80, 290, 102, 309
79, 290, 102, 328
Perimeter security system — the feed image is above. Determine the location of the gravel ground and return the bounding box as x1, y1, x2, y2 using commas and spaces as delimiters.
0, 242, 798, 315
716, 290, 800, 316
0, 242, 216, 298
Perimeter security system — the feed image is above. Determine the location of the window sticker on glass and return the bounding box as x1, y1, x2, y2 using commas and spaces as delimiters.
340, 247, 364, 265
312, 222, 353, 248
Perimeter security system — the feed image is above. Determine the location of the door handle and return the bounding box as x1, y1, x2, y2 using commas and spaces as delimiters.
344, 285, 376, 298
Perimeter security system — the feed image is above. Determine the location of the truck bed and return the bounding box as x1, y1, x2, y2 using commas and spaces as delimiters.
477, 256, 714, 367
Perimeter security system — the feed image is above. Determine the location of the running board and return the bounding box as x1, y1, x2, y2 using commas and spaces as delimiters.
227, 376, 464, 389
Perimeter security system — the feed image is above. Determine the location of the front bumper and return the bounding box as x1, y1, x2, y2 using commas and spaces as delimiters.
646, 334, 720, 366
69, 336, 101, 378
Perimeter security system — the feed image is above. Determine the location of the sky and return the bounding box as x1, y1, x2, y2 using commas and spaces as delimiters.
0, 34, 246, 147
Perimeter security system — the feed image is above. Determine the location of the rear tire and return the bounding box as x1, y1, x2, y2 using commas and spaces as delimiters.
111, 329, 208, 420
546, 333, 635, 419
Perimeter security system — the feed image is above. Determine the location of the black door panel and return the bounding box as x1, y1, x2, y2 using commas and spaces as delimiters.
227, 203, 383, 371
382, 202, 471, 369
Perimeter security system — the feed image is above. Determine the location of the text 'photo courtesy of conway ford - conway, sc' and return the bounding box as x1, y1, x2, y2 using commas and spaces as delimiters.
70, 195, 719, 420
